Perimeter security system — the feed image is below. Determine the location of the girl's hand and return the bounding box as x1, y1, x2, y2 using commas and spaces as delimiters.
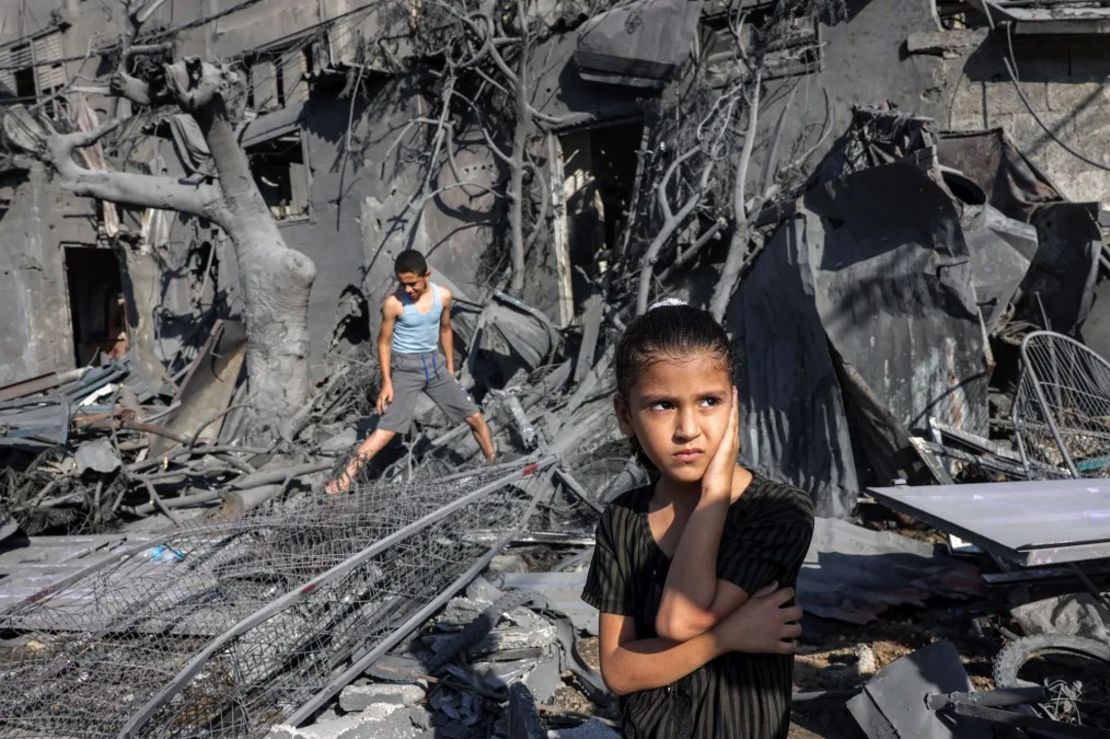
711, 582, 802, 655
701, 386, 740, 501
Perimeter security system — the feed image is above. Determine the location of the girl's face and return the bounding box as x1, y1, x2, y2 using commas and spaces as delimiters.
615, 350, 734, 486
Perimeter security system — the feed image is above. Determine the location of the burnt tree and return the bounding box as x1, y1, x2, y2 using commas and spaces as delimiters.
4, 58, 315, 440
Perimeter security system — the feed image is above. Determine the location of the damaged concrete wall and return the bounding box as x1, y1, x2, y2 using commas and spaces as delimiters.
943, 33, 1110, 207
735, 0, 1110, 216
0, 164, 78, 386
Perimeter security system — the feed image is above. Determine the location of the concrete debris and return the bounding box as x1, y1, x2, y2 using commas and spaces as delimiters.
470, 647, 562, 704
267, 702, 429, 739
496, 570, 597, 636
339, 682, 427, 712
73, 438, 121, 474
5, 2, 1110, 739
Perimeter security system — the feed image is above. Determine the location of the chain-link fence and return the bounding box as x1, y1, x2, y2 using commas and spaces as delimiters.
0, 458, 554, 739
1013, 331, 1110, 478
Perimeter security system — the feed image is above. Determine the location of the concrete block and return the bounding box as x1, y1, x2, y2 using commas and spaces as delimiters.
948, 78, 985, 130
465, 575, 504, 602
1047, 80, 1110, 113
985, 79, 1050, 116
339, 682, 426, 712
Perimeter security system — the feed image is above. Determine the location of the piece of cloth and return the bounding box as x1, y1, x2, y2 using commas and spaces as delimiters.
581, 474, 815, 739
392, 283, 443, 354
378, 351, 479, 434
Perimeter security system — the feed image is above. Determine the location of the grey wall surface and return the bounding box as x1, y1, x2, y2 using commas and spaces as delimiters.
0, 165, 86, 385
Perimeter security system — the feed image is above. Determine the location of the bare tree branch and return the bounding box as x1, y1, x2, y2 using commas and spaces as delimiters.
45, 120, 226, 222
710, 70, 763, 321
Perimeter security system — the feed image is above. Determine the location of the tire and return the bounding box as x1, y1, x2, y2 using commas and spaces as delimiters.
993, 634, 1110, 689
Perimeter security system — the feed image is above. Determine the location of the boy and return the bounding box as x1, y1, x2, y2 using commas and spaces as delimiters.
325, 250, 496, 493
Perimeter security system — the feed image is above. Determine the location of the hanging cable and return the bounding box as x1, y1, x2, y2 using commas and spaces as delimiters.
1000, 20, 1110, 174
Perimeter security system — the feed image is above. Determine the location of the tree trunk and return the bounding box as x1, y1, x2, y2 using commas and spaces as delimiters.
192, 104, 315, 440
5, 59, 318, 440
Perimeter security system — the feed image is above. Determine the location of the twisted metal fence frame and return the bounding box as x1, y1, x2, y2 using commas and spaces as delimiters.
0, 457, 555, 739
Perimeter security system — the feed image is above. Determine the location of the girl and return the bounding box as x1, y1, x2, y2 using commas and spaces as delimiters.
581, 301, 814, 739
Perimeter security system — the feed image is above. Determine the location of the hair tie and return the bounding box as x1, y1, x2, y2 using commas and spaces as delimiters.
647, 297, 688, 311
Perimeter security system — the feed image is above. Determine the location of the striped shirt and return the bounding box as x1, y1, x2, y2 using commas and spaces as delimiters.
581, 473, 815, 739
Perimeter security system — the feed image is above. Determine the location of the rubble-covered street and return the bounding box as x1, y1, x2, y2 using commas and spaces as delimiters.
2, 0, 1110, 737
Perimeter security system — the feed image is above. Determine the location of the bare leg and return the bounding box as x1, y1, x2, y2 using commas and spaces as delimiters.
465, 412, 497, 462
325, 428, 398, 494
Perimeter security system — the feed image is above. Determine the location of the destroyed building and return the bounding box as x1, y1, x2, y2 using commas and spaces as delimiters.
1, 0, 1110, 738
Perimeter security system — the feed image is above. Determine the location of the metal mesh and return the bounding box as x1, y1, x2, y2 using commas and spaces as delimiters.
1012, 331, 1110, 478
0, 460, 552, 739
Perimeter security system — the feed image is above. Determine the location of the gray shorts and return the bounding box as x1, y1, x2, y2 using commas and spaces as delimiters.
378, 352, 480, 433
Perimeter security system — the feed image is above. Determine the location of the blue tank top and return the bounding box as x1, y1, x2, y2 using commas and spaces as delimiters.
392, 283, 442, 354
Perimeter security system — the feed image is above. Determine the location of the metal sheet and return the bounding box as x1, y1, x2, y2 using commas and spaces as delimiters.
807, 159, 989, 439
869, 478, 1110, 565
730, 217, 858, 518
148, 320, 246, 457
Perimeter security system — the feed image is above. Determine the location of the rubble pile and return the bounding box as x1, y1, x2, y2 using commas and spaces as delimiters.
2, 1, 1110, 737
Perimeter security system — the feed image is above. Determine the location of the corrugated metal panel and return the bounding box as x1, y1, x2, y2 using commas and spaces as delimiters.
731, 217, 859, 518
33, 33, 64, 91
8, 44, 32, 69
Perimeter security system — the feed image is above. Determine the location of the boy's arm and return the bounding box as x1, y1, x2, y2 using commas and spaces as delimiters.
599, 586, 801, 695
438, 288, 455, 375
378, 298, 400, 397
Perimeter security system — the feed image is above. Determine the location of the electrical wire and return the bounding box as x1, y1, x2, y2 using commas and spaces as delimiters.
991, 12, 1110, 174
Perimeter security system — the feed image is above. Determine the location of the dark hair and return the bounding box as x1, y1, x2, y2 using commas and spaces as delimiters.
615, 304, 736, 398
394, 249, 428, 275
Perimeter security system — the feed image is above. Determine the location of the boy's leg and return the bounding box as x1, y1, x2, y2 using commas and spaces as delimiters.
464, 411, 497, 462
424, 356, 496, 462
325, 428, 397, 494
326, 356, 423, 494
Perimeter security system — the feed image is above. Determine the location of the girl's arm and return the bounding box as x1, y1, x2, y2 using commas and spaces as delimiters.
600, 585, 802, 695
656, 388, 746, 641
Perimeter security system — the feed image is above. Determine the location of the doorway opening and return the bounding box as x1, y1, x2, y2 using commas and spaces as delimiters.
560, 119, 642, 313
64, 246, 126, 366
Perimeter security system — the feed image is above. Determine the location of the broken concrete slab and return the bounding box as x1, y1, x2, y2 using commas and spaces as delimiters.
268, 701, 423, 739
470, 606, 559, 659
74, 438, 121, 474
474, 646, 562, 704
339, 682, 426, 712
